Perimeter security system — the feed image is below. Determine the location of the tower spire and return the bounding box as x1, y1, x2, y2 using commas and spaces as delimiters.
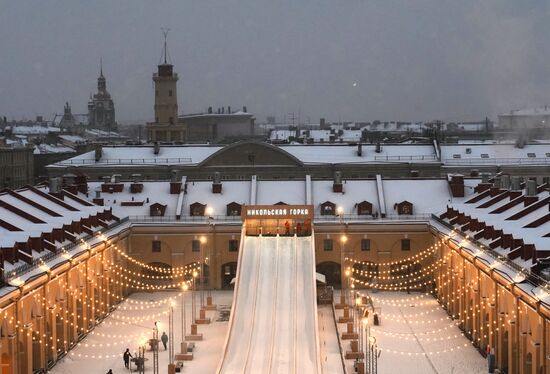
161, 27, 170, 64
100, 57, 103, 77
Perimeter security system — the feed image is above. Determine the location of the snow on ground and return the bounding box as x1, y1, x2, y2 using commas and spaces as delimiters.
335, 290, 487, 374
49, 289, 487, 374
318, 305, 345, 374
50, 290, 234, 374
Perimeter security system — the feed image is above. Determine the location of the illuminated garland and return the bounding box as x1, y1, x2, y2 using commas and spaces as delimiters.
351, 253, 451, 279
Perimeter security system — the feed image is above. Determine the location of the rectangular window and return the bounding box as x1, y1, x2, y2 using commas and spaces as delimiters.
191, 240, 201, 252
452, 154, 461, 159
152, 240, 161, 252
527, 153, 536, 158
480, 153, 489, 159
169, 90, 173, 97
361, 239, 371, 251
401, 239, 411, 251
228, 240, 239, 252
323, 239, 333, 251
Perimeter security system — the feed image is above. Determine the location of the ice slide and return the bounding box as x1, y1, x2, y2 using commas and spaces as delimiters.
216, 233, 321, 374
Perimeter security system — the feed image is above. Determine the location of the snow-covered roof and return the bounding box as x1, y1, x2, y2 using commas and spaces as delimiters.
499, 107, 550, 117
0, 186, 116, 276
33, 144, 75, 154
280, 144, 437, 164
11, 126, 60, 135
441, 143, 550, 165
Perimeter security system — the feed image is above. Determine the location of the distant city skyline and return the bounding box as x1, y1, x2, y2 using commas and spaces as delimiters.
1, 0, 549, 124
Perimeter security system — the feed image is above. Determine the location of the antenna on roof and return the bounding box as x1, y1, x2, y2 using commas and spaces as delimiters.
161, 27, 170, 64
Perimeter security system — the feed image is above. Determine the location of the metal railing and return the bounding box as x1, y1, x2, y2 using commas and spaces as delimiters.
373, 155, 438, 162
3, 217, 130, 283
443, 157, 550, 166
55, 157, 193, 165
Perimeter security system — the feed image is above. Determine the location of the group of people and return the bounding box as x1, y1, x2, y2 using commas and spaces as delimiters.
118, 332, 169, 372
283, 219, 311, 236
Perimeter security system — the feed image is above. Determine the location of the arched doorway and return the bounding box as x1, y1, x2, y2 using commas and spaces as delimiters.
316, 261, 341, 288
1, 353, 11, 374
524, 352, 533, 374
221, 262, 238, 289
501, 330, 509, 372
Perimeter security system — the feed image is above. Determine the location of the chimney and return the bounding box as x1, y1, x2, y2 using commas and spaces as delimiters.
228, 106, 231, 114
333, 171, 343, 193
470, 169, 479, 177
526, 179, 537, 196
449, 174, 465, 197
170, 170, 182, 194
500, 174, 511, 190
49, 177, 60, 194
112, 174, 121, 183
375, 142, 382, 153
95, 145, 102, 162
132, 174, 142, 183
357, 144, 362, 157
481, 173, 491, 184
95, 190, 101, 199
154, 142, 160, 155
511, 176, 521, 191
320, 118, 326, 128
212, 171, 222, 193
243, 106, 247, 112
208, 106, 213, 114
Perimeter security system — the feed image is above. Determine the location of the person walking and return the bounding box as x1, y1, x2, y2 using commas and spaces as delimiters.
106, 370, 113, 374
161, 332, 168, 350
123, 348, 132, 369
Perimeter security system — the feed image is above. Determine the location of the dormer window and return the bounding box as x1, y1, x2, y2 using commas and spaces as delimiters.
190, 202, 206, 216
357, 201, 373, 215
396, 201, 413, 215
527, 153, 536, 158
453, 154, 461, 159
320, 201, 336, 216
480, 154, 489, 159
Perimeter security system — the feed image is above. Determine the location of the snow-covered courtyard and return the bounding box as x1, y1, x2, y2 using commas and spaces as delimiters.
50, 289, 487, 374
336, 290, 487, 374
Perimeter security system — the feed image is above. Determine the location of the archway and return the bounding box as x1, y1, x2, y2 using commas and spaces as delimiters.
1, 353, 11, 374
221, 262, 238, 289
524, 352, 533, 374
316, 261, 341, 288
501, 330, 509, 372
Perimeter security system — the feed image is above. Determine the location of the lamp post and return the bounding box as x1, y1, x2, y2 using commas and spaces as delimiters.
169, 301, 175, 365
181, 283, 188, 342
199, 236, 207, 310
192, 270, 199, 323
137, 337, 147, 374
205, 207, 214, 300
153, 321, 159, 374
341, 234, 348, 304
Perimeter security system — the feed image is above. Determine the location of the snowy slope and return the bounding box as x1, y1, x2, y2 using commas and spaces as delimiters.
217, 234, 321, 374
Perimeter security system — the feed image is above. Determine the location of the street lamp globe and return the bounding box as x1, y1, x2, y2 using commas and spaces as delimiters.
340, 235, 348, 244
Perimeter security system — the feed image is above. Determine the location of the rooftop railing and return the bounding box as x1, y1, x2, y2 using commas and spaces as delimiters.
443, 157, 550, 165
55, 157, 193, 165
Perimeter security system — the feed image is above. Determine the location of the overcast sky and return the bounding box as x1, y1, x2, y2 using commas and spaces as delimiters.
1, 0, 549, 124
